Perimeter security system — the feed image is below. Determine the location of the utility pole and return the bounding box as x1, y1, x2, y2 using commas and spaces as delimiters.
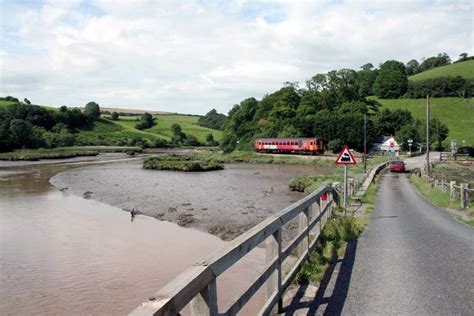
426, 95, 430, 176
364, 112, 367, 173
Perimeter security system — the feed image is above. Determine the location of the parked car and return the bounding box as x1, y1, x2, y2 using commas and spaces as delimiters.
389, 160, 406, 172
457, 146, 474, 157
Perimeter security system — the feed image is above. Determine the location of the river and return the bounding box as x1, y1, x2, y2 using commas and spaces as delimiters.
0, 156, 329, 314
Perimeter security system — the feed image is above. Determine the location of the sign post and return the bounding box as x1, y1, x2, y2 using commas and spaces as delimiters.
336, 145, 357, 215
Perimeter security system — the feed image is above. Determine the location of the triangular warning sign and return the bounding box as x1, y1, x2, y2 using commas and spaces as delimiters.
335, 145, 357, 165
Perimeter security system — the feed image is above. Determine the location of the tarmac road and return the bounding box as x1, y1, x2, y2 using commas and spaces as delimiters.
339, 171, 474, 315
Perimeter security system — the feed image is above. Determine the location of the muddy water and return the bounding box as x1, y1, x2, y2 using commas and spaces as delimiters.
51, 161, 330, 240
0, 160, 326, 315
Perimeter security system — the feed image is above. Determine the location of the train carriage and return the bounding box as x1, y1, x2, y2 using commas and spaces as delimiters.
254, 137, 325, 155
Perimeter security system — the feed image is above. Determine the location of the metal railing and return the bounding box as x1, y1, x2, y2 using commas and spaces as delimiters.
130, 185, 339, 316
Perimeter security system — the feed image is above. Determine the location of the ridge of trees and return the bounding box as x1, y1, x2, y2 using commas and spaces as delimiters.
219, 52, 457, 153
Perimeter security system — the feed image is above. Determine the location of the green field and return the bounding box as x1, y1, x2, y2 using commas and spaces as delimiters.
376, 97, 474, 147
409, 60, 474, 81
109, 114, 222, 143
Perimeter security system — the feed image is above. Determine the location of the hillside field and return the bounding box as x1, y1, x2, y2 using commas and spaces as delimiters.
409, 60, 474, 81
107, 114, 222, 143
376, 97, 474, 148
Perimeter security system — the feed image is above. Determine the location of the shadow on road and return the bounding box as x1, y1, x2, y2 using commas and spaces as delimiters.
282, 240, 358, 315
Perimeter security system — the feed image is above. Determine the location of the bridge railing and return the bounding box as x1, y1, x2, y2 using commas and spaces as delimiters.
130, 185, 339, 316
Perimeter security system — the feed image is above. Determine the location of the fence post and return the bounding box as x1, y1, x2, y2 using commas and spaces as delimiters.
265, 228, 282, 313
450, 181, 456, 202
460, 183, 469, 209
297, 207, 310, 257
190, 279, 218, 316
441, 180, 447, 193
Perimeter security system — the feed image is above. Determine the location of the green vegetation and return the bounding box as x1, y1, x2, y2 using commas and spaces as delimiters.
289, 157, 389, 193
143, 155, 223, 171
296, 214, 367, 283
0, 146, 141, 161
178, 150, 333, 166
197, 109, 226, 130
409, 60, 474, 81
410, 174, 473, 221
113, 114, 222, 144
377, 97, 474, 147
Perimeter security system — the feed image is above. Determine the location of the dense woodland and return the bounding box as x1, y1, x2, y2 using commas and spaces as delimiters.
219, 52, 470, 152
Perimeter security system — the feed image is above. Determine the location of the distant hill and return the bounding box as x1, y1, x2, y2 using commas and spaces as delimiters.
376, 97, 474, 148
409, 60, 474, 82
101, 107, 173, 115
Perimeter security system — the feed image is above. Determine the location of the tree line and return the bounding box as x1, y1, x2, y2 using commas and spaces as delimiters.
219, 66, 449, 153
0, 99, 101, 152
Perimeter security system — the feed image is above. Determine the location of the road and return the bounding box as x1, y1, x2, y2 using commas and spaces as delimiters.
282, 153, 473, 315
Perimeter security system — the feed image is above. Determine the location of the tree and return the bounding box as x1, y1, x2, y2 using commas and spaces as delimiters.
395, 122, 421, 150
405, 59, 420, 76
135, 112, 154, 129
111, 112, 119, 120
8, 119, 34, 148
373, 60, 408, 98
171, 123, 187, 145
205, 133, 219, 146
360, 63, 374, 70
458, 53, 468, 62
197, 109, 227, 130
23, 98, 31, 104
184, 135, 200, 146
84, 102, 100, 119
419, 53, 451, 72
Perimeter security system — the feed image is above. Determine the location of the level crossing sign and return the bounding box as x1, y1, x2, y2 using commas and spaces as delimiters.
335, 145, 357, 165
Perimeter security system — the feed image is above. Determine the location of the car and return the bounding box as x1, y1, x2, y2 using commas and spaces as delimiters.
389, 160, 406, 172
457, 146, 474, 157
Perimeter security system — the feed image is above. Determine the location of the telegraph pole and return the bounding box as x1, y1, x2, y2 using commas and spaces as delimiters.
364, 112, 367, 173
426, 95, 430, 176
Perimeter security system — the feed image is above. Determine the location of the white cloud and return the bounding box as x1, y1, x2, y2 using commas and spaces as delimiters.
0, 0, 472, 114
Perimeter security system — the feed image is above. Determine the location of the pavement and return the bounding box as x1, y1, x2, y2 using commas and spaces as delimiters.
282, 153, 474, 315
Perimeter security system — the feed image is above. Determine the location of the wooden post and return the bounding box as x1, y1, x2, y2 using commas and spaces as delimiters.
265, 229, 282, 313
190, 279, 218, 316
297, 207, 309, 257
450, 181, 456, 201
460, 183, 469, 209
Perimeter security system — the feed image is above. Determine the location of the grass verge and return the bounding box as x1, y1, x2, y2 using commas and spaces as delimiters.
410, 174, 474, 226
0, 146, 142, 161
295, 214, 367, 283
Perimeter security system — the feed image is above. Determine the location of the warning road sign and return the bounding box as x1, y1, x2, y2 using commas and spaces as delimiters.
336, 145, 357, 165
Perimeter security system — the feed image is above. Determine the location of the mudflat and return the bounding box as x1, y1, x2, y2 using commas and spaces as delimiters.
51, 160, 333, 240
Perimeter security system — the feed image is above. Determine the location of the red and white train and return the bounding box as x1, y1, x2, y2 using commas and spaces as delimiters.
254, 137, 325, 155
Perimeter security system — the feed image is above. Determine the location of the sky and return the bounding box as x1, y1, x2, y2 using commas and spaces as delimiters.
0, 0, 472, 115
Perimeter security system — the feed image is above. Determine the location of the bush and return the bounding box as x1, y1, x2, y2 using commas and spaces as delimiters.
111, 112, 119, 120
154, 138, 171, 148
328, 139, 344, 153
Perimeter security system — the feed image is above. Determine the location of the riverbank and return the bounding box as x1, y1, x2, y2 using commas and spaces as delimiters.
0, 146, 142, 161
50, 159, 334, 241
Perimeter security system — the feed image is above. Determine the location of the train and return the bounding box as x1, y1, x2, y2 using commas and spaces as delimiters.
254, 137, 325, 155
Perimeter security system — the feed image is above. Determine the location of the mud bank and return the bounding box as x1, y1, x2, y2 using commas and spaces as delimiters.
51, 160, 333, 240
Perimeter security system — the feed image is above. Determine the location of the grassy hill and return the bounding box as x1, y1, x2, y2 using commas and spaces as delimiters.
106, 114, 222, 143
409, 60, 474, 81
376, 97, 474, 148
1, 100, 222, 146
